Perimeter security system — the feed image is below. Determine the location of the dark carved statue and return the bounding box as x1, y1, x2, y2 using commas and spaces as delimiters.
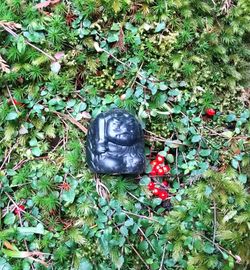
86, 109, 145, 174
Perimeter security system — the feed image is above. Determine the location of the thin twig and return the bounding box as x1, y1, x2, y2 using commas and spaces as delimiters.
122, 210, 160, 223
6, 85, 19, 113
198, 233, 241, 263
128, 243, 150, 269
0, 145, 15, 170
1, 24, 55, 61
159, 244, 166, 270
94, 174, 110, 200
138, 226, 156, 252
213, 199, 217, 245
52, 111, 88, 134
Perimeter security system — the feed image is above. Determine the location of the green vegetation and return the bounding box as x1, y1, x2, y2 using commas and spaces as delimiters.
0, 0, 249, 269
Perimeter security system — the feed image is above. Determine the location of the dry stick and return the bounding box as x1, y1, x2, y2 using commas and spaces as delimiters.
13, 156, 50, 171
175, 148, 180, 184
1, 24, 55, 61
129, 62, 144, 89
144, 129, 184, 145
122, 210, 160, 223
52, 111, 88, 134
128, 243, 150, 270
0, 145, 15, 170
138, 226, 156, 252
159, 244, 166, 270
198, 233, 241, 262
50, 138, 64, 153
123, 205, 156, 252
6, 85, 19, 113
213, 199, 217, 245
94, 174, 110, 200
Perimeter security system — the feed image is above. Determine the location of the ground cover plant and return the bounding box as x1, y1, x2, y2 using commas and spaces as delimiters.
0, 0, 249, 269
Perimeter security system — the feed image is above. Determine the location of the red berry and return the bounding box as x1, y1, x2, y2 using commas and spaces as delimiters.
157, 168, 165, 176
149, 166, 157, 176
148, 182, 155, 190
205, 108, 216, 116
158, 190, 169, 200
162, 180, 169, 187
155, 164, 161, 171
156, 155, 165, 164
150, 160, 158, 167
14, 205, 25, 216
163, 165, 170, 173
152, 187, 160, 196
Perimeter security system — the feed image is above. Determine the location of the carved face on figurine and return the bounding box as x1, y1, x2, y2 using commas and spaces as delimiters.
106, 113, 140, 146
86, 109, 145, 174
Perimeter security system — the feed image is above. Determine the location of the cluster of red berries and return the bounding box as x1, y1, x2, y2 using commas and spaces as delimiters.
148, 180, 169, 200
149, 154, 170, 176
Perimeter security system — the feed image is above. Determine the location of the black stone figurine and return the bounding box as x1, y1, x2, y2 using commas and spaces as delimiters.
86, 109, 145, 174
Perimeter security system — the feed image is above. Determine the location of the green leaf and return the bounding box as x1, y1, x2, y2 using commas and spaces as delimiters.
139, 175, 150, 185
166, 154, 174, 163
124, 218, 134, 227
50, 62, 61, 74
158, 151, 167, 157
199, 149, 211, 157
114, 256, 124, 270
239, 174, 247, 184
61, 189, 75, 205
168, 89, 180, 96
191, 135, 202, 143
226, 114, 236, 122
120, 226, 128, 237
203, 242, 214, 254
31, 147, 42, 157
222, 130, 234, 139
17, 224, 45, 235
4, 213, 16, 225
231, 159, 239, 169
0, 258, 11, 270
204, 185, 212, 197
6, 112, 19, 120
223, 210, 237, 223
138, 240, 148, 251
29, 138, 38, 147
17, 36, 26, 53
155, 22, 166, 33
2, 249, 30, 258
79, 259, 93, 270
112, 0, 122, 13
159, 82, 168, 90
107, 32, 119, 43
